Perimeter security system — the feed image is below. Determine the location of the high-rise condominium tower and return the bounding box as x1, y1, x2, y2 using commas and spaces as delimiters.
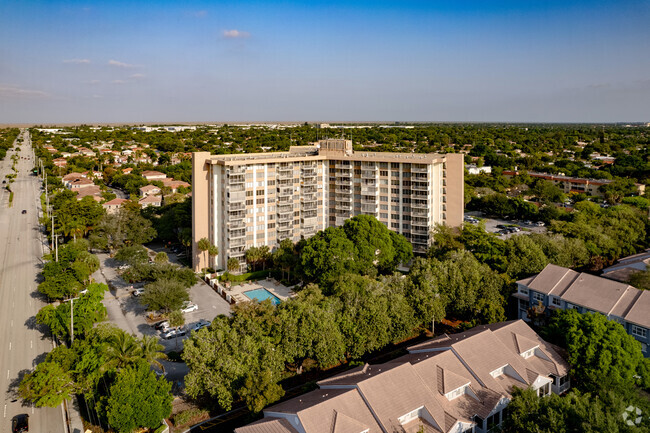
192, 139, 463, 271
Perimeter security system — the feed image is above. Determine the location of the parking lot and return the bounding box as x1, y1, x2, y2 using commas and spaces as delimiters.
95, 251, 232, 352
464, 211, 548, 239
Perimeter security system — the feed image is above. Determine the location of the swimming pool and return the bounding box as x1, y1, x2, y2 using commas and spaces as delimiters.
244, 288, 281, 305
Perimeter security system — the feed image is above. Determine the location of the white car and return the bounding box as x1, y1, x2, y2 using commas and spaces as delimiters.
162, 328, 186, 340
181, 302, 198, 313
132, 288, 145, 297
118, 264, 130, 270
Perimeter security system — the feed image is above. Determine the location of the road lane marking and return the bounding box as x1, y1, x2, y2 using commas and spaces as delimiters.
6, 370, 9, 379
3, 404, 6, 418
10, 320, 13, 328
30, 340, 33, 349
8, 342, 11, 351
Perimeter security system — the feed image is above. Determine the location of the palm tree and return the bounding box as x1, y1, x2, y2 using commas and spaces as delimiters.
197, 237, 210, 272
103, 331, 141, 371
227, 257, 240, 274
259, 245, 270, 270
245, 247, 259, 271
168, 310, 185, 350
208, 244, 219, 271
140, 335, 168, 373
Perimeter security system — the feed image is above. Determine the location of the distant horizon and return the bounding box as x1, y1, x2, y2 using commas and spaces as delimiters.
1, 1, 648, 123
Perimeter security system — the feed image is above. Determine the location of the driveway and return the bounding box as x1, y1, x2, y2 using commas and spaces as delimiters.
95, 252, 231, 352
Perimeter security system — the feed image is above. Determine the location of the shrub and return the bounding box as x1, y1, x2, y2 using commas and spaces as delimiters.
173, 408, 209, 427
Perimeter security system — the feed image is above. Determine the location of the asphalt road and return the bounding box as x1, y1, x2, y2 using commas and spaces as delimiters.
0, 131, 65, 433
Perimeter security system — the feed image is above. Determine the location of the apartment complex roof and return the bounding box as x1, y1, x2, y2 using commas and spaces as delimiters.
237, 320, 567, 433
518, 264, 650, 328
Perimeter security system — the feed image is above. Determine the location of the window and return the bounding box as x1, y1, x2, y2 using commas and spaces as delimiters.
486, 412, 500, 431
380, 170, 388, 176
551, 297, 561, 307
256, 198, 264, 205
391, 222, 399, 228
490, 365, 506, 378
246, 199, 253, 206
380, 213, 388, 219
380, 204, 388, 210
267, 223, 275, 229
538, 382, 551, 397
519, 286, 529, 295
532, 292, 545, 304
632, 325, 647, 338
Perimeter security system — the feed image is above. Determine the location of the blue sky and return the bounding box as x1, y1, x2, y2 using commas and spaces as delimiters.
0, 0, 649, 123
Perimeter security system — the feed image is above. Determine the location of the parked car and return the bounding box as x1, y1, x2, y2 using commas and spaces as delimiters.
181, 302, 198, 313
191, 319, 211, 332
154, 320, 170, 331
132, 288, 145, 297
118, 264, 130, 270
535, 221, 545, 227
12, 414, 28, 433
162, 327, 186, 340
523, 220, 533, 225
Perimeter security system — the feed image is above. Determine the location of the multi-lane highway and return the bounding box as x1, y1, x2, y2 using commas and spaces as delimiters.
0, 130, 65, 433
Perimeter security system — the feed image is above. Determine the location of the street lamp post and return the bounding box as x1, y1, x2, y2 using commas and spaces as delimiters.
65, 296, 80, 345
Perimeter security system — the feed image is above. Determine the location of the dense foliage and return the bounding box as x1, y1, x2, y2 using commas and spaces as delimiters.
38, 240, 100, 300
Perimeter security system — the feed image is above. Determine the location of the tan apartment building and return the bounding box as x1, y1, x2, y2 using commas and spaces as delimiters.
192, 139, 464, 271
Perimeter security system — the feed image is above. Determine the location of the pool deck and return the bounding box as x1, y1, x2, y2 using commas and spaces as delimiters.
206, 276, 295, 305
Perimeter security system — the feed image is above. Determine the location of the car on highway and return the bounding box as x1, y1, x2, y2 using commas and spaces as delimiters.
132, 288, 145, 297
162, 327, 186, 339
12, 414, 28, 433
191, 319, 211, 332
180, 301, 198, 313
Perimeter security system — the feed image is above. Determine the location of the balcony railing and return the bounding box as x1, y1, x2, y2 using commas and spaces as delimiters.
302, 185, 317, 194
361, 170, 377, 179
335, 163, 352, 170
277, 204, 293, 214
302, 202, 317, 211
278, 187, 293, 197
411, 200, 428, 209
301, 168, 317, 177
228, 210, 245, 219
229, 228, 246, 238
411, 182, 429, 191
227, 184, 245, 193
301, 193, 319, 202
361, 204, 377, 213
302, 211, 317, 219
411, 165, 428, 173
229, 238, 246, 247
277, 214, 292, 223
335, 179, 352, 186
277, 195, 292, 204
302, 216, 318, 225
361, 186, 377, 195
335, 202, 352, 210
411, 208, 428, 217
302, 177, 317, 186
411, 217, 429, 227
227, 220, 245, 229
360, 196, 377, 205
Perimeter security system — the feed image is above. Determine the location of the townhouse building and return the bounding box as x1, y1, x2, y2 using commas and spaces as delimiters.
514, 264, 650, 356
502, 170, 645, 198
235, 320, 569, 433
192, 139, 464, 272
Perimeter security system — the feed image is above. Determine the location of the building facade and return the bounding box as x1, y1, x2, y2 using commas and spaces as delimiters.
514, 264, 650, 356
192, 139, 464, 271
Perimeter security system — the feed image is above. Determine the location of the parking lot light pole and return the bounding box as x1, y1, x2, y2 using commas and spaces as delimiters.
66, 296, 80, 345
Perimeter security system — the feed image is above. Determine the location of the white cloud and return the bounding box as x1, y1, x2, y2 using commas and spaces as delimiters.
111, 80, 126, 84
223, 29, 250, 39
108, 59, 138, 68
84, 79, 101, 85
130, 73, 146, 79
0, 85, 50, 99
63, 58, 91, 64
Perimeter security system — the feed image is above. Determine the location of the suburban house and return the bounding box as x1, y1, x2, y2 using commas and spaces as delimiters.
53, 158, 67, 168
138, 194, 162, 208
67, 178, 95, 190
235, 320, 569, 433
139, 184, 161, 197
141, 170, 167, 181
601, 249, 650, 282
160, 178, 190, 193
61, 172, 86, 188
502, 170, 645, 198
103, 198, 128, 214
514, 264, 650, 356
76, 186, 102, 202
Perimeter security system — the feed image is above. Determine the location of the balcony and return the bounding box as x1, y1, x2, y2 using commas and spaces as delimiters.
335, 163, 352, 170
229, 202, 245, 211
303, 227, 318, 236
302, 202, 317, 211
277, 213, 292, 223
301, 193, 319, 203
229, 228, 246, 239
335, 178, 352, 187
411, 200, 428, 209
335, 216, 349, 226
302, 210, 317, 219
411, 164, 428, 173
228, 210, 245, 220
277, 179, 293, 187
278, 187, 293, 197
227, 184, 245, 193
335, 202, 352, 210
412, 226, 429, 234
301, 168, 317, 177
360, 196, 377, 205
411, 208, 428, 217
229, 238, 246, 247
302, 216, 318, 226
302, 185, 317, 195
411, 217, 429, 227
229, 246, 246, 256
227, 220, 245, 229
277, 195, 292, 204
277, 228, 292, 239
361, 170, 377, 179
302, 177, 317, 186
361, 186, 377, 195
228, 174, 245, 184
277, 204, 293, 214
277, 221, 292, 229
412, 182, 429, 191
